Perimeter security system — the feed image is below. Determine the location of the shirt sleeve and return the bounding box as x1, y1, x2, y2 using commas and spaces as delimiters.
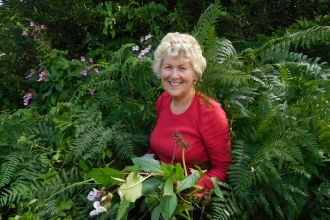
196, 104, 231, 191
145, 93, 167, 156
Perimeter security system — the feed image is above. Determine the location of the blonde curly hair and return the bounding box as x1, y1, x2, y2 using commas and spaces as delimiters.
152, 32, 206, 78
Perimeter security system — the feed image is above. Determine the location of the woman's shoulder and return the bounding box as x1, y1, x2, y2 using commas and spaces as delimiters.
195, 92, 227, 117
196, 92, 221, 109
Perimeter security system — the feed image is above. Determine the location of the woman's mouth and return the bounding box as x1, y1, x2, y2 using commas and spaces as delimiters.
169, 82, 182, 86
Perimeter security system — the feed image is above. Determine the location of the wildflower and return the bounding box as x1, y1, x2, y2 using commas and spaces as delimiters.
22, 31, 28, 36
138, 45, 152, 59
23, 92, 33, 106
81, 56, 86, 62
26, 69, 36, 78
29, 22, 35, 27
89, 58, 93, 63
140, 37, 144, 43
251, 167, 255, 172
94, 68, 99, 73
132, 45, 139, 51
80, 70, 87, 76
89, 201, 107, 216
37, 71, 47, 82
145, 34, 153, 41
86, 66, 90, 70
87, 188, 100, 201
89, 89, 95, 95
71, 59, 75, 62
118, 6, 121, 11
40, 25, 45, 30
142, 154, 154, 159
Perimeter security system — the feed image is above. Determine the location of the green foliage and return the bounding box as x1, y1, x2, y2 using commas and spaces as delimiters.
87, 157, 215, 220
0, 1, 330, 219
98, 1, 167, 39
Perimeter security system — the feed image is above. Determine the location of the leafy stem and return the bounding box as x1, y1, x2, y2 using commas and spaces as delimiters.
36, 178, 94, 209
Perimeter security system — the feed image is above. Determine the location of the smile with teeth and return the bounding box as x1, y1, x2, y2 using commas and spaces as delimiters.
169, 82, 182, 86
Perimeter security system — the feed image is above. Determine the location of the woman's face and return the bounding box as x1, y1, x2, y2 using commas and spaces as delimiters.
160, 54, 196, 101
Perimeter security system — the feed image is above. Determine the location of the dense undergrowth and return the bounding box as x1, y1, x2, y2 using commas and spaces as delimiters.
0, 0, 330, 219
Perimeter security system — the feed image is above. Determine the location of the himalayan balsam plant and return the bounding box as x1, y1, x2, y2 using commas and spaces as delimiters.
87, 157, 224, 220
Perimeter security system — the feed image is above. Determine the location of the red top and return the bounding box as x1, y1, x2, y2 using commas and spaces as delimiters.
148, 92, 231, 190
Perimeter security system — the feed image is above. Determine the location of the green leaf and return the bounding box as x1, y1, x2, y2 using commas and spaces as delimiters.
118, 172, 144, 202
127, 12, 134, 20
102, 27, 108, 35
3, 97, 9, 105
176, 170, 201, 192
116, 196, 134, 220
122, 165, 142, 173
89, 167, 124, 186
142, 177, 164, 195
174, 163, 185, 181
160, 164, 171, 176
43, 86, 54, 99
110, 29, 116, 38
56, 200, 72, 210
126, 21, 133, 30
211, 177, 224, 198
51, 94, 57, 106
131, 157, 164, 173
55, 83, 63, 92
151, 206, 161, 220
164, 176, 174, 196
160, 195, 177, 220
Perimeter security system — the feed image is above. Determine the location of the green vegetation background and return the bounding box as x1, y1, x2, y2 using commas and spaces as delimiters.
0, 0, 329, 219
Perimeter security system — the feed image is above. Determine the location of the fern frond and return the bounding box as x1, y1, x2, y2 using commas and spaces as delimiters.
0, 155, 23, 188
213, 38, 237, 64
113, 132, 136, 159
256, 25, 330, 62
208, 182, 241, 219
0, 182, 28, 207
192, 0, 223, 49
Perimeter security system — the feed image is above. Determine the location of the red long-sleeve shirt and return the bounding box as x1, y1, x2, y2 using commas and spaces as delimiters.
148, 92, 231, 190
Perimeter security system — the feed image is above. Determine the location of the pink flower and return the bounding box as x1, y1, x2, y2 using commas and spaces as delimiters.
94, 68, 99, 73
22, 31, 28, 36
81, 56, 86, 62
89, 89, 95, 95
80, 70, 87, 76
89, 58, 93, 63
37, 71, 47, 82
30, 22, 35, 27
26, 69, 36, 78
40, 25, 45, 29
86, 66, 90, 70
89, 201, 107, 216
145, 34, 153, 41
23, 92, 33, 106
87, 188, 100, 201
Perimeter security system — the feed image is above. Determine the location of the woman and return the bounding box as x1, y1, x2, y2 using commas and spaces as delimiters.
146, 32, 231, 192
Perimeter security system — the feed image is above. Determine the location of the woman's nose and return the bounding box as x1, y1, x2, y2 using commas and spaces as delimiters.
170, 68, 179, 79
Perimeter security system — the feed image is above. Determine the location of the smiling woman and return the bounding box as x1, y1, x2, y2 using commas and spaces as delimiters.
145, 32, 232, 203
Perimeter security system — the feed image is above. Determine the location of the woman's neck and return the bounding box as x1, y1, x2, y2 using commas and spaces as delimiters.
170, 88, 196, 114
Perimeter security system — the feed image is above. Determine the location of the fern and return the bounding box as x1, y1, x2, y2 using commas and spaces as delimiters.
0, 155, 23, 188
207, 183, 241, 219
256, 25, 330, 62
192, 0, 223, 50
0, 182, 29, 207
